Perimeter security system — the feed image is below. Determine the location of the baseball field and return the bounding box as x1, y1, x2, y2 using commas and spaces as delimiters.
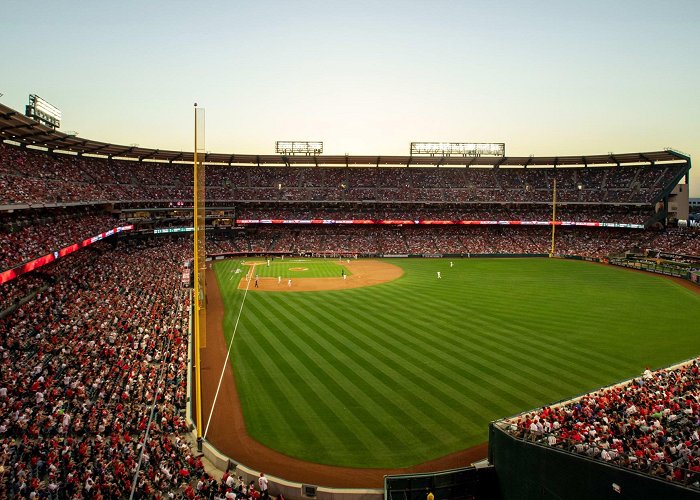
208, 257, 700, 470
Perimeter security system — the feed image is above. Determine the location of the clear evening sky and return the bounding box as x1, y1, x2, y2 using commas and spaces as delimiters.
2, 0, 699, 195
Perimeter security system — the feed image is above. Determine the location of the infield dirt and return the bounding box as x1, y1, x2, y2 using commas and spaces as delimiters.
236, 258, 404, 292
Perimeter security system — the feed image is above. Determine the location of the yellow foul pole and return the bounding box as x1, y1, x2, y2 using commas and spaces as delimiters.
550, 179, 557, 257
193, 106, 204, 447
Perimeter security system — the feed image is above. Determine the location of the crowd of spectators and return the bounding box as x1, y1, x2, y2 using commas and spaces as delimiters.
0, 273, 48, 312
231, 204, 653, 225
2, 203, 694, 272
0, 142, 686, 206
206, 234, 248, 254
0, 239, 208, 497
502, 361, 700, 487
0, 245, 114, 313
643, 228, 700, 257
0, 211, 117, 271
0, 235, 294, 497
194, 226, 700, 259
2, 210, 695, 275
122, 205, 655, 238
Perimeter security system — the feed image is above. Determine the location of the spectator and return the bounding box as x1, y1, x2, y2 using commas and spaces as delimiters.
503, 360, 700, 486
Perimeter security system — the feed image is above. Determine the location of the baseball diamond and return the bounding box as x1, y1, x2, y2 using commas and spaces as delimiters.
201, 257, 700, 487
235, 259, 401, 291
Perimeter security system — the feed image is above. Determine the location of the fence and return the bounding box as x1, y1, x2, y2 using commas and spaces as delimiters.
489, 421, 700, 500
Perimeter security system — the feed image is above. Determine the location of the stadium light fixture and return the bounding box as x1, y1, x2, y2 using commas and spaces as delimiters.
410, 142, 505, 157
25, 94, 61, 129
275, 141, 323, 155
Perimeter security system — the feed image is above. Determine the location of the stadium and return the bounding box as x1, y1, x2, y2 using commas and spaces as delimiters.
3, 3, 700, 499
1, 97, 699, 499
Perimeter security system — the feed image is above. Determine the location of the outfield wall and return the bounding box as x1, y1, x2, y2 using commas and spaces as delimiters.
385, 466, 497, 500
488, 424, 698, 500
208, 250, 551, 259
609, 257, 691, 279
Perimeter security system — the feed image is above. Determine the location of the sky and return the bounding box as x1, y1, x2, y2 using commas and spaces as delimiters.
2, 0, 699, 195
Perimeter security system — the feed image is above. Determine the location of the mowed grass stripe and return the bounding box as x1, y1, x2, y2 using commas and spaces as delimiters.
330, 290, 532, 415
240, 297, 395, 457
243, 295, 430, 458
235, 318, 355, 453
233, 336, 331, 449
423, 299, 624, 389
266, 292, 490, 442
338, 283, 592, 401
448, 270, 672, 378
268, 302, 498, 448
347, 286, 606, 416
245, 262, 680, 426
470, 303, 634, 371
249, 293, 473, 452
216, 258, 700, 468
352, 295, 559, 411
393, 259, 694, 373
213, 261, 302, 446
246, 262, 668, 450
231, 351, 289, 446
269, 293, 486, 438
213, 261, 306, 447
280, 282, 608, 454
278, 260, 684, 448
264, 291, 488, 429
514, 261, 696, 366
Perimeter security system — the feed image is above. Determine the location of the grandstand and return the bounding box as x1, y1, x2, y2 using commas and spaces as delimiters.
1, 99, 699, 499
1, 99, 697, 267
489, 359, 700, 499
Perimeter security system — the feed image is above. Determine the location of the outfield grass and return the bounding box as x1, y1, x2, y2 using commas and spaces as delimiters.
213, 258, 700, 468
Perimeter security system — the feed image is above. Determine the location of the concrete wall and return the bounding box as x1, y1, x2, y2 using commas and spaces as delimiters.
196, 438, 383, 500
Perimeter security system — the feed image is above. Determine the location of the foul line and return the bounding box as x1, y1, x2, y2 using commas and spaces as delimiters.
203, 262, 254, 439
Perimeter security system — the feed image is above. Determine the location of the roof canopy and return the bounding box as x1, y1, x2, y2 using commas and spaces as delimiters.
0, 103, 690, 168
